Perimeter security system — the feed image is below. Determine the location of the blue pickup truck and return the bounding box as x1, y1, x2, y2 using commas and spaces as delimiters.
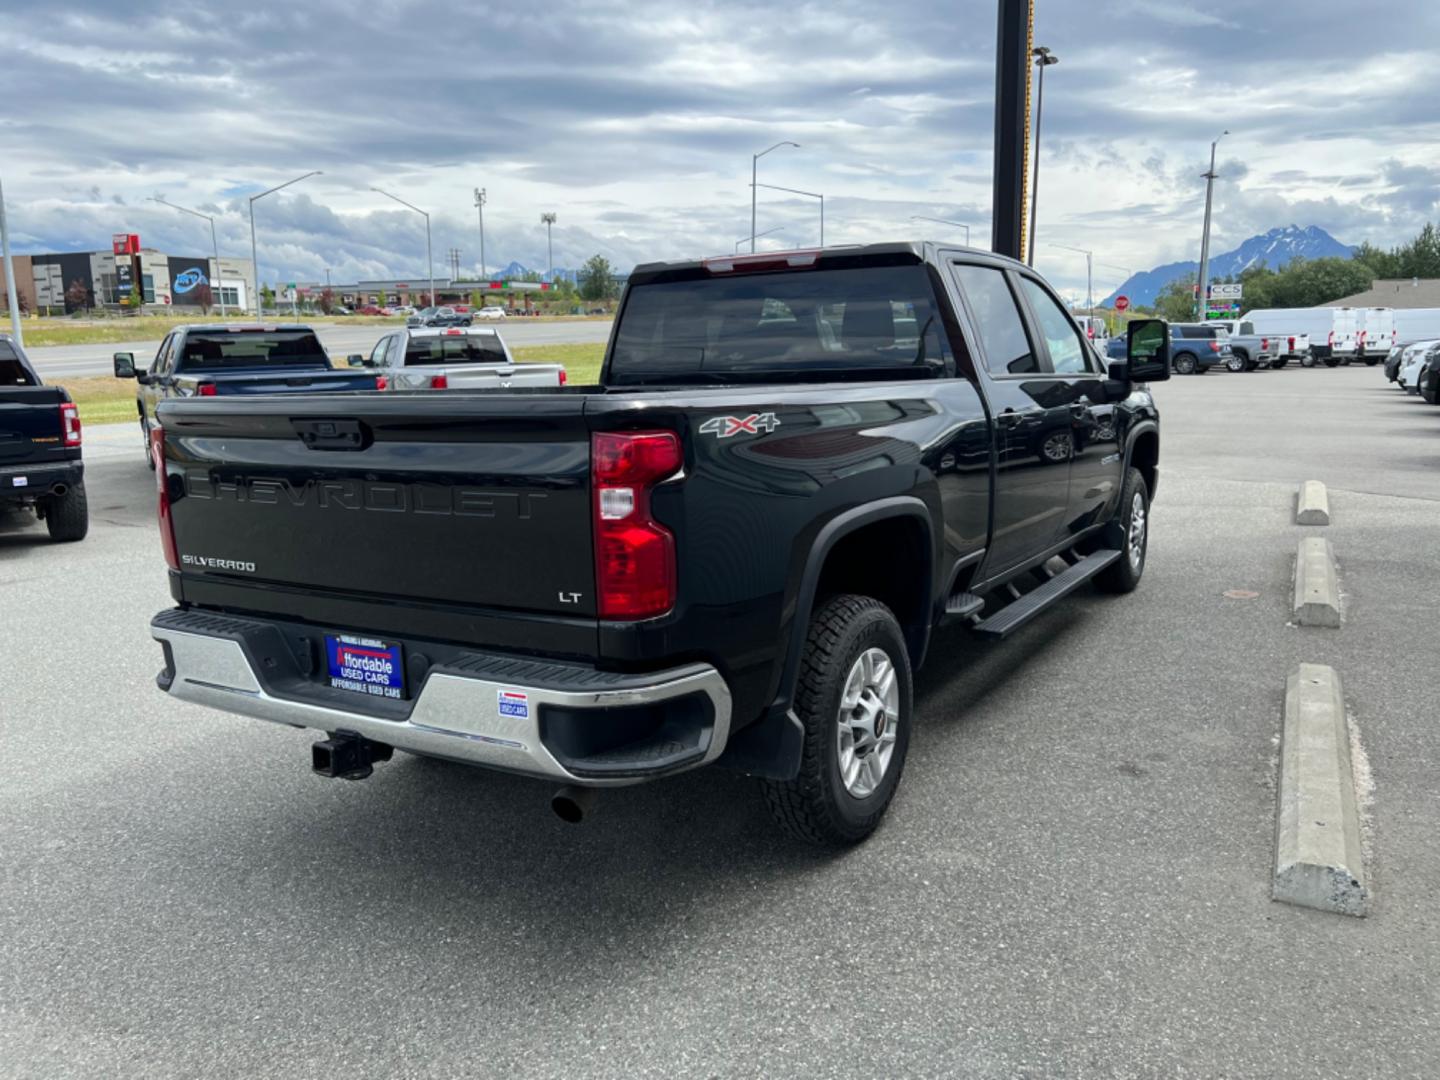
1, 334, 87, 541
113, 325, 380, 467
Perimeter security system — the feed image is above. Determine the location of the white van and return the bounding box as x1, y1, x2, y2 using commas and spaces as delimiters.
1245, 307, 1357, 365
1356, 307, 1395, 363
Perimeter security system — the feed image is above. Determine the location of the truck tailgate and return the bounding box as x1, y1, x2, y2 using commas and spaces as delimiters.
158, 394, 596, 618
0, 387, 68, 464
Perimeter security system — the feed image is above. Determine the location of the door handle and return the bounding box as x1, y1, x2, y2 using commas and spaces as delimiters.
997, 409, 1023, 427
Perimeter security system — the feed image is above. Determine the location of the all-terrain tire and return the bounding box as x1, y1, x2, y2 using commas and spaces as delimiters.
44, 480, 89, 542
1094, 467, 1148, 594
760, 595, 913, 846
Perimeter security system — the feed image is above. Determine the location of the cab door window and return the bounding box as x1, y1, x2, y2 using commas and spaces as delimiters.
1018, 278, 1090, 374
950, 264, 1040, 375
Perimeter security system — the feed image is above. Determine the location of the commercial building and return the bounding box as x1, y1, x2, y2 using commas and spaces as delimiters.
7, 245, 255, 314
1325, 278, 1440, 309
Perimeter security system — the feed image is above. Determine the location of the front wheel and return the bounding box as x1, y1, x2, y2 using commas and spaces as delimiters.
1094, 467, 1148, 594
760, 595, 913, 846
1302, 355, 1316, 368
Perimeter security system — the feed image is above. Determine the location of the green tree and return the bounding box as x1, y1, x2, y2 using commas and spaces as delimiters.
470, 289, 487, 309
260, 284, 275, 314
579, 255, 616, 302
1152, 277, 1196, 322
124, 283, 144, 310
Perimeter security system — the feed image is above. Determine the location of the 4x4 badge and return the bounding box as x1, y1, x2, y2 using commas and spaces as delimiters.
699, 412, 780, 439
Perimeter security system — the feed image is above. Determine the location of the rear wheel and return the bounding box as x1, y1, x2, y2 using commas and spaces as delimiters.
1323, 357, 1339, 368
1173, 353, 1198, 376
761, 595, 913, 846
1272, 358, 1288, 370
1094, 467, 1148, 594
1227, 351, 1247, 373
1364, 358, 1380, 367
43, 480, 89, 542
1302, 355, 1316, 368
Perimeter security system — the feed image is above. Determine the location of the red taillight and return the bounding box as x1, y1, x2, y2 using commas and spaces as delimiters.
592, 431, 681, 619
1328, 331, 1335, 345
196, 381, 217, 397
1289, 336, 1295, 350
60, 401, 81, 447
558, 368, 568, 386
1209, 341, 1221, 352
430, 373, 449, 389
375, 375, 388, 391
1261, 338, 1269, 349
151, 426, 179, 571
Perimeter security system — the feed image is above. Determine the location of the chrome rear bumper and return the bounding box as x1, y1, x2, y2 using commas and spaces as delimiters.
152, 610, 732, 788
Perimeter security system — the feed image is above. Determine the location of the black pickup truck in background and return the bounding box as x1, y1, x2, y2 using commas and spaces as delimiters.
113, 325, 382, 467
145, 243, 1168, 845
0, 334, 87, 542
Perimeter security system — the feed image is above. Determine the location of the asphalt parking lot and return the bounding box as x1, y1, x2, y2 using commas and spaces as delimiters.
3, 364, 1437, 1078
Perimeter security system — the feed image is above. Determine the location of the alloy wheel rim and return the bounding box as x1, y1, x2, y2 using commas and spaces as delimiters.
1128, 492, 1147, 569
836, 647, 900, 799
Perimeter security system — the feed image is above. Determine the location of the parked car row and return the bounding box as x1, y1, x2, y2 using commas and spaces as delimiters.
1386, 339, 1440, 403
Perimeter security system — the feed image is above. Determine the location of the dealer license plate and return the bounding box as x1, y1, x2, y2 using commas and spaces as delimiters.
324, 634, 405, 700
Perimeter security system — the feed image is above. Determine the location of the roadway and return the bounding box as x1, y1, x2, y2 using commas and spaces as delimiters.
2, 364, 1437, 1077
22, 318, 615, 379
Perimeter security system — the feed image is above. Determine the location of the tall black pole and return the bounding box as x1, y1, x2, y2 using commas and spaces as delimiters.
991, 0, 1032, 260
1027, 57, 1046, 266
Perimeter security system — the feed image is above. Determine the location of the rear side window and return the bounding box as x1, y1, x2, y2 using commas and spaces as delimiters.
0, 342, 34, 385
1179, 326, 1215, 339
179, 331, 328, 369
404, 335, 508, 365
609, 264, 953, 384
952, 265, 1038, 375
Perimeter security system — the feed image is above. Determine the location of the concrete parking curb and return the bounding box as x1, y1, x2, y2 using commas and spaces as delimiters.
1296, 481, 1330, 525
1293, 537, 1341, 627
1274, 664, 1368, 917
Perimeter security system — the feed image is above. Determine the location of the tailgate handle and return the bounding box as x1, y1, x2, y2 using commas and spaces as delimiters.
292, 418, 370, 451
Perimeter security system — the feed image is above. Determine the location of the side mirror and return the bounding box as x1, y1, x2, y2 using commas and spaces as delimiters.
347, 353, 366, 367
1125, 319, 1171, 383
113, 352, 136, 379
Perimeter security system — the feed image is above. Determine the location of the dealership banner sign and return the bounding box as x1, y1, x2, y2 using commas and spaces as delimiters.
167, 257, 212, 300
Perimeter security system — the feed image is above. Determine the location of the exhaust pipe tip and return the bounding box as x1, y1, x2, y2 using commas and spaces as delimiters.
50, 483, 68, 497
551, 785, 596, 824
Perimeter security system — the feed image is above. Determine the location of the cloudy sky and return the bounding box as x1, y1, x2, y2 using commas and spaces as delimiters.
2, 0, 1437, 298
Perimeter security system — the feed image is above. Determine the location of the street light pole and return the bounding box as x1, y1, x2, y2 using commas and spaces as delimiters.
540, 212, 557, 281
751, 141, 800, 252
736, 226, 784, 252
1027, 46, 1060, 266
752, 182, 823, 247
372, 187, 434, 308
1196, 130, 1229, 319
0, 175, 23, 345
150, 195, 227, 317
474, 187, 487, 278
910, 216, 973, 245
248, 170, 322, 317
1049, 242, 1094, 321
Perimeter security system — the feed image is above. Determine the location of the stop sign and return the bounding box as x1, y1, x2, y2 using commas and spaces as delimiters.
1115, 295, 1130, 313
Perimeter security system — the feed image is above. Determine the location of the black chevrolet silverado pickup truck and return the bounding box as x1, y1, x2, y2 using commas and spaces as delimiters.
0, 334, 88, 541
146, 243, 1168, 844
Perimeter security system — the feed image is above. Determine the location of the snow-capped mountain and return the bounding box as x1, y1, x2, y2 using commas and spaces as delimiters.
1101, 226, 1355, 307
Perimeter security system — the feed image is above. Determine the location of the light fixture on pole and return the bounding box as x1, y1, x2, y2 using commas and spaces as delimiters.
751, 141, 800, 252
752, 182, 823, 247
910, 216, 974, 245
736, 226, 784, 252
540, 212, 557, 281
0, 176, 24, 345
372, 187, 434, 308
248, 170, 322, 316
474, 187, 487, 278
1049, 242, 1095, 321
1196, 130, 1229, 319
1027, 46, 1060, 266
149, 195, 227, 317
